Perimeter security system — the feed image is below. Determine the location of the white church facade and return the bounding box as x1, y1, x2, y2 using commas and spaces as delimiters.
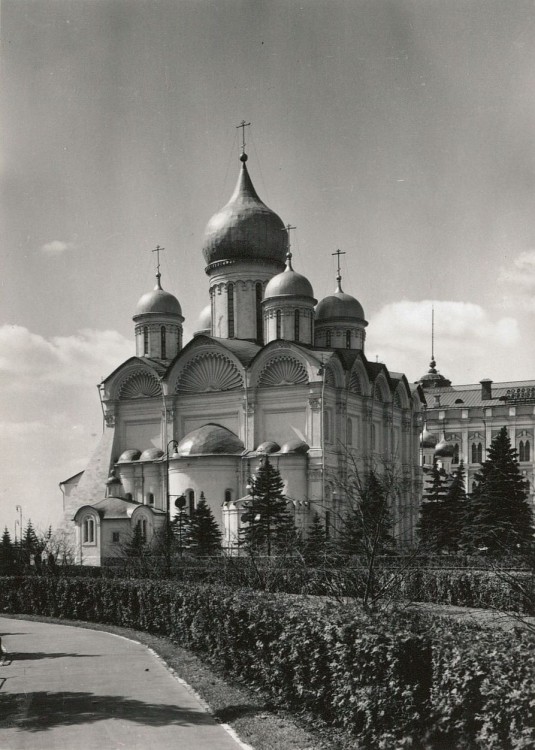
65, 143, 425, 565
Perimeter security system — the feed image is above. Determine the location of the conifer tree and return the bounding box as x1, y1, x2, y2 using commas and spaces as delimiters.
0, 527, 16, 573
440, 461, 467, 552
340, 471, 394, 556
462, 427, 533, 554
304, 512, 329, 564
240, 457, 295, 556
125, 522, 145, 558
189, 494, 222, 556
417, 457, 449, 551
171, 507, 192, 557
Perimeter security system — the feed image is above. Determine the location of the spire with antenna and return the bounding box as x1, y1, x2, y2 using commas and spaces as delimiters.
428, 304, 437, 373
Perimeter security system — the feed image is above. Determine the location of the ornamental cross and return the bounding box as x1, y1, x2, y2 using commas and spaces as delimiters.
236, 120, 251, 154
285, 224, 297, 253
152, 244, 164, 277
332, 248, 346, 278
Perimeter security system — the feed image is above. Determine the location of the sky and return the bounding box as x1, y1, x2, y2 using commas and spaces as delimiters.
1, 0, 535, 534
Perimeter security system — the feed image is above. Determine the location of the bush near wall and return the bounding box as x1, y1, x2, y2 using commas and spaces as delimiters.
1, 576, 533, 749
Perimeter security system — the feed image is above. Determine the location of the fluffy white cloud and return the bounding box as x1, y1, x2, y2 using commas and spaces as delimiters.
367, 300, 520, 384
41, 240, 74, 255
0, 326, 133, 532
498, 250, 535, 311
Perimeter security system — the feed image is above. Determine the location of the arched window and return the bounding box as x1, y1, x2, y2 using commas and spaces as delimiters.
294, 310, 300, 342
346, 330, 351, 349
452, 444, 460, 464
146, 492, 154, 505
137, 518, 147, 541
227, 283, 235, 338
371, 423, 377, 451
276, 310, 282, 339
224, 489, 232, 503
125, 492, 133, 502
520, 440, 531, 462
347, 417, 353, 446
256, 283, 263, 342
160, 327, 166, 358
471, 442, 483, 464
143, 326, 149, 355
186, 489, 195, 516
83, 517, 95, 544
325, 510, 331, 538
326, 330, 332, 348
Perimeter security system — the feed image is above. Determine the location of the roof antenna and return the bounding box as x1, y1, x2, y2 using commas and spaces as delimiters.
429, 304, 437, 373
236, 119, 251, 162
332, 248, 346, 292
151, 245, 164, 289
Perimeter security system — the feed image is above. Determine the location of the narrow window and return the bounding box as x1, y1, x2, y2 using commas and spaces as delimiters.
526, 440, 531, 462
112, 531, 120, 543
147, 492, 154, 505
224, 489, 232, 503
125, 492, 133, 502
346, 329, 351, 349
324, 411, 330, 442
325, 510, 331, 538
143, 326, 149, 355
477, 442, 483, 463
452, 444, 459, 465
137, 518, 147, 541
294, 310, 300, 342
326, 330, 331, 348
83, 517, 95, 544
227, 283, 235, 337
347, 417, 353, 446
160, 326, 166, 358
276, 310, 282, 339
256, 283, 263, 342
371, 423, 376, 450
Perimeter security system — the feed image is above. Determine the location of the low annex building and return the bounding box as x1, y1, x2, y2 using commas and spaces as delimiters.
64, 143, 425, 564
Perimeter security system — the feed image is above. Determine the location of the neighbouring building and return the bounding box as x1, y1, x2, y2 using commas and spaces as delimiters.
65, 142, 425, 565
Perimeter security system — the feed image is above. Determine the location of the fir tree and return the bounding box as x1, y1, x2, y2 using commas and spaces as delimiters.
304, 512, 329, 564
340, 471, 394, 557
440, 461, 467, 552
240, 457, 296, 556
189, 494, 222, 556
0, 527, 16, 573
171, 508, 192, 557
417, 457, 449, 552
125, 522, 145, 558
462, 427, 533, 554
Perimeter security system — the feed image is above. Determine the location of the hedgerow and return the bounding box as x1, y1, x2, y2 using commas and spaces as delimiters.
1, 576, 533, 748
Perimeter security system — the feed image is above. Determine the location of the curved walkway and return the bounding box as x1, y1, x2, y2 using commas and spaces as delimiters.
0, 616, 250, 750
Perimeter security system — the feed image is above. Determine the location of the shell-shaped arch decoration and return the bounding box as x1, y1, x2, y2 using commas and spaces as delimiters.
324, 365, 336, 387
393, 387, 404, 408
373, 380, 388, 402
175, 352, 243, 393
258, 356, 309, 388
349, 371, 362, 395
118, 370, 162, 400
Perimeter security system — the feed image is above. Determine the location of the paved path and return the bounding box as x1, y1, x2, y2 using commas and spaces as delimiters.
0, 616, 249, 750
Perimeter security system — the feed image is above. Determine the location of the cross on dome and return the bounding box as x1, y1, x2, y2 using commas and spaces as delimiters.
332, 248, 346, 292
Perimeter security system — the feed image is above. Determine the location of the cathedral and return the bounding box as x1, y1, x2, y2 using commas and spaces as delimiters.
64, 139, 425, 565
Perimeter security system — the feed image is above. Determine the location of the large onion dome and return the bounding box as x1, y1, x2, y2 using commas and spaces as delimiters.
264, 252, 315, 300
176, 423, 245, 456
315, 279, 366, 323
134, 278, 182, 318
202, 153, 287, 268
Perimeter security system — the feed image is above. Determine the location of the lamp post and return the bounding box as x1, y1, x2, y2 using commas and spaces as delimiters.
165, 440, 179, 575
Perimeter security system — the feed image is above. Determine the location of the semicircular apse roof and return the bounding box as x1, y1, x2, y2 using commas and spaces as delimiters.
176, 423, 245, 456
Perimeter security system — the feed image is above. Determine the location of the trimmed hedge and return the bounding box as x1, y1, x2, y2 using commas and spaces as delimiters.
1, 576, 533, 748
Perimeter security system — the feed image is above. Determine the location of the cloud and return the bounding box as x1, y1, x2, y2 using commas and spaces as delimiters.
498, 250, 535, 311
41, 240, 74, 255
367, 300, 520, 384
0, 325, 134, 531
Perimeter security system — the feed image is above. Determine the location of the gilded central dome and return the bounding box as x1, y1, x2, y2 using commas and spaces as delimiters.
202, 156, 287, 268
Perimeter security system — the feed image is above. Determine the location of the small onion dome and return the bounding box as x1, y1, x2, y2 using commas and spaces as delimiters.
176, 423, 245, 456
134, 278, 182, 318
315, 281, 366, 324
105, 471, 121, 486
434, 438, 455, 458
264, 254, 315, 300
255, 441, 281, 454
420, 429, 438, 449
194, 304, 212, 336
118, 449, 141, 462
202, 155, 287, 268
140, 448, 164, 461
279, 439, 310, 454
